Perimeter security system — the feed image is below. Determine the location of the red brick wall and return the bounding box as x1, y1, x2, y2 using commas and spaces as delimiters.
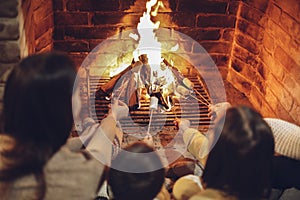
0, 0, 54, 111
19, 0, 54, 56
228, 0, 300, 125
0, 0, 54, 70
53, 0, 238, 73
53, 0, 121, 66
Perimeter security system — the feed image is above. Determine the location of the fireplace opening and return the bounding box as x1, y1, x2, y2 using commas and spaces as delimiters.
75, 22, 221, 154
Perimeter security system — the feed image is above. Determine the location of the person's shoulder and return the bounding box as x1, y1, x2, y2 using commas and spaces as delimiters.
45, 146, 104, 189
46, 145, 104, 173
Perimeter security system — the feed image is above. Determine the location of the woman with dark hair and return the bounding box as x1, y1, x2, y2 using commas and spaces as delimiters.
0, 52, 128, 199
107, 142, 165, 200
188, 106, 275, 200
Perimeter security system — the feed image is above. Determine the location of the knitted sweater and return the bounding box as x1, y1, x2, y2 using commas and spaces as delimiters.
183, 128, 209, 166
5, 147, 103, 200
0, 116, 117, 200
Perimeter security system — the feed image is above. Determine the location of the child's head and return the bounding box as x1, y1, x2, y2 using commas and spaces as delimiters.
108, 142, 165, 200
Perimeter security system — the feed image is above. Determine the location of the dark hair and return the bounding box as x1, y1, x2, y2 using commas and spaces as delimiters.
202, 106, 274, 199
0, 52, 76, 197
108, 142, 165, 200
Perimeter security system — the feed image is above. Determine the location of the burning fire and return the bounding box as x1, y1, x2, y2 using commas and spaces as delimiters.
110, 0, 164, 78
133, 0, 162, 71
105, 0, 197, 112
111, 0, 172, 76
133, 0, 177, 110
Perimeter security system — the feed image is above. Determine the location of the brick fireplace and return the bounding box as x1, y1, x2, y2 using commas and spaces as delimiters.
0, 0, 299, 126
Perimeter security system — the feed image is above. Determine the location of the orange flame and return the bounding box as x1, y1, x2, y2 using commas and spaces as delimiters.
134, 0, 162, 73
134, 0, 177, 109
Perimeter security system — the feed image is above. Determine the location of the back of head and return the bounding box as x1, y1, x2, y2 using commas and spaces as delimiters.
202, 106, 274, 199
108, 142, 165, 200
1, 52, 76, 180
3, 52, 76, 149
